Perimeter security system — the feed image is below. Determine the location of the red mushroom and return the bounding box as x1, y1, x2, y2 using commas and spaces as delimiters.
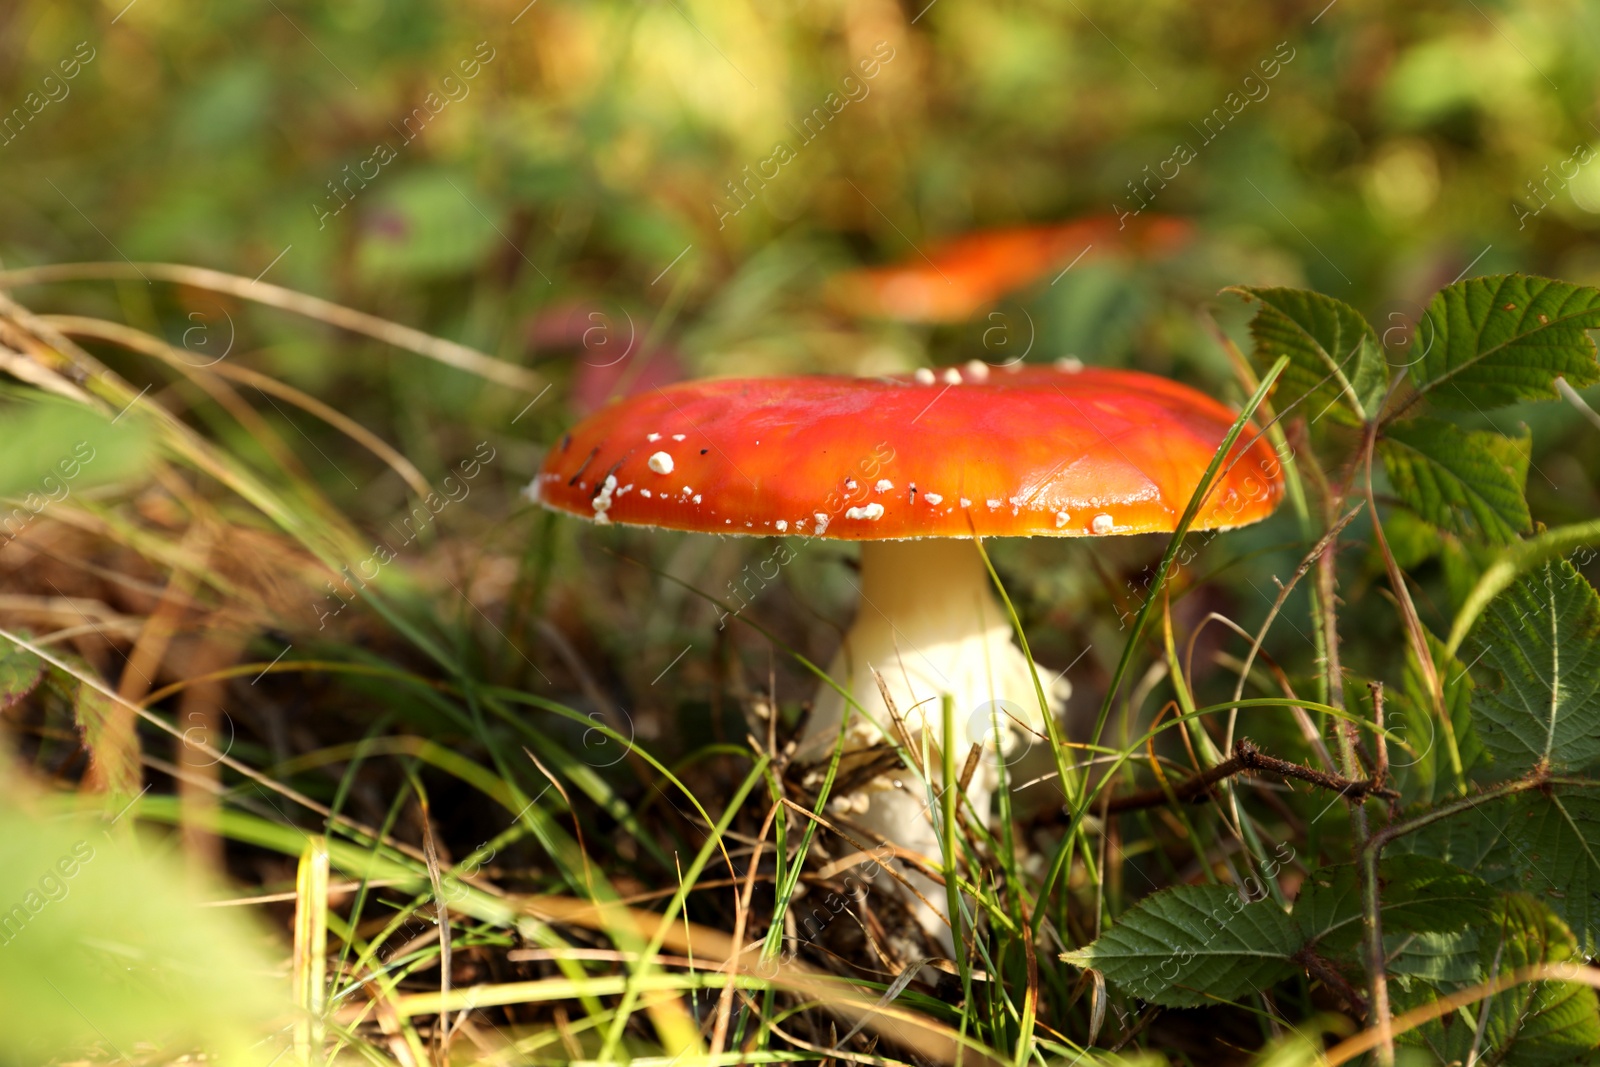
827, 214, 1193, 324
531, 359, 1283, 939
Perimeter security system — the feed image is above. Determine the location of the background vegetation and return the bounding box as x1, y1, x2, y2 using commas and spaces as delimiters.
3, 0, 1600, 1064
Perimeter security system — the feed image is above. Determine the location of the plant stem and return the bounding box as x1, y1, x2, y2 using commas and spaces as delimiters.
1101, 738, 1397, 813
941, 694, 973, 1067
1295, 946, 1370, 1019
1365, 770, 1600, 852
1359, 825, 1393, 1066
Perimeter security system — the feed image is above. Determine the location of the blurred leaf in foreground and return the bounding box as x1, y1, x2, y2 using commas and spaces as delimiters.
0, 389, 156, 503
355, 168, 502, 281
0, 783, 285, 1066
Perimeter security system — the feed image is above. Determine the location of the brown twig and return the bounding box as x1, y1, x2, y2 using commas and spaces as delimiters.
709, 800, 777, 1057
1102, 738, 1399, 814
1368, 680, 1397, 818
1294, 947, 1369, 1020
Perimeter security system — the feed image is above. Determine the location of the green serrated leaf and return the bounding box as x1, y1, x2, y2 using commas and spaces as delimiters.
70, 676, 142, 802
1473, 896, 1600, 1066
1412, 274, 1600, 410
1396, 800, 1516, 887
1398, 788, 1600, 957
1292, 864, 1364, 957
1469, 559, 1600, 774
1383, 860, 1500, 931
1381, 418, 1532, 544
1381, 508, 1446, 571
1060, 883, 1300, 1008
0, 641, 44, 714
1399, 895, 1600, 1067
1293, 855, 1496, 958
1227, 286, 1388, 425
1387, 928, 1482, 983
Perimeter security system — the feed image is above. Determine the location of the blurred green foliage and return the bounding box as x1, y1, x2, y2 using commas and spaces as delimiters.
0, 777, 284, 1065
5, 0, 1600, 372
0, 390, 155, 500
7, 0, 1597, 795
3, 0, 1597, 516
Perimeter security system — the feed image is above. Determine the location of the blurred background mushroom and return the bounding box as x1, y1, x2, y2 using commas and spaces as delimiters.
824, 214, 1193, 324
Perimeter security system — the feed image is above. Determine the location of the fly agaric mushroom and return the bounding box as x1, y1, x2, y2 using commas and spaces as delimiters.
529, 359, 1283, 939
827, 214, 1192, 323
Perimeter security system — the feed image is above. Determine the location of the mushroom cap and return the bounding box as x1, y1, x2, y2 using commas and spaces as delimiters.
827, 214, 1192, 324
532, 362, 1284, 540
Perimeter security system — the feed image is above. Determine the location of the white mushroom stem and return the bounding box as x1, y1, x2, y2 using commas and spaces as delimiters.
801, 539, 1067, 948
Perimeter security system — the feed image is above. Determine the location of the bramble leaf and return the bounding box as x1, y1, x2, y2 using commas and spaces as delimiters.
1227, 286, 1388, 426
1290, 865, 1364, 956
1381, 418, 1532, 544
1060, 883, 1299, 1008
0, 641, 43, 714
1470, 896, 1600, 1064
1469, 559, 1600, 774
1396, 895, 1600, 1066
1387, 928, 1481, 983
1411, 274, 1600, 410
1293, 856, 1496, 958
69, 674, 143, 802
1399, 788, 1600, 957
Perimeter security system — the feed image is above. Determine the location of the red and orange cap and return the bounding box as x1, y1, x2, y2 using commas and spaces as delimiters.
531, 361, 1280, 543
532, 361, 1284, 540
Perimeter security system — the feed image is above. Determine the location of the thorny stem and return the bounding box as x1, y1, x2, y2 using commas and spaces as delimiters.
1309, 408, 1451, 1065
1368, 681, 1392, 812
1316, 419, 1394, 1064
1284, 417, 1337, 712
1341, 422, 1394, 1066
1318, 489, 1353, 718
1364, 769, 1600, 854
1295, 947, 1370, 1020
1359, 819, 1392, 1066
1102, 738, 1398, 814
